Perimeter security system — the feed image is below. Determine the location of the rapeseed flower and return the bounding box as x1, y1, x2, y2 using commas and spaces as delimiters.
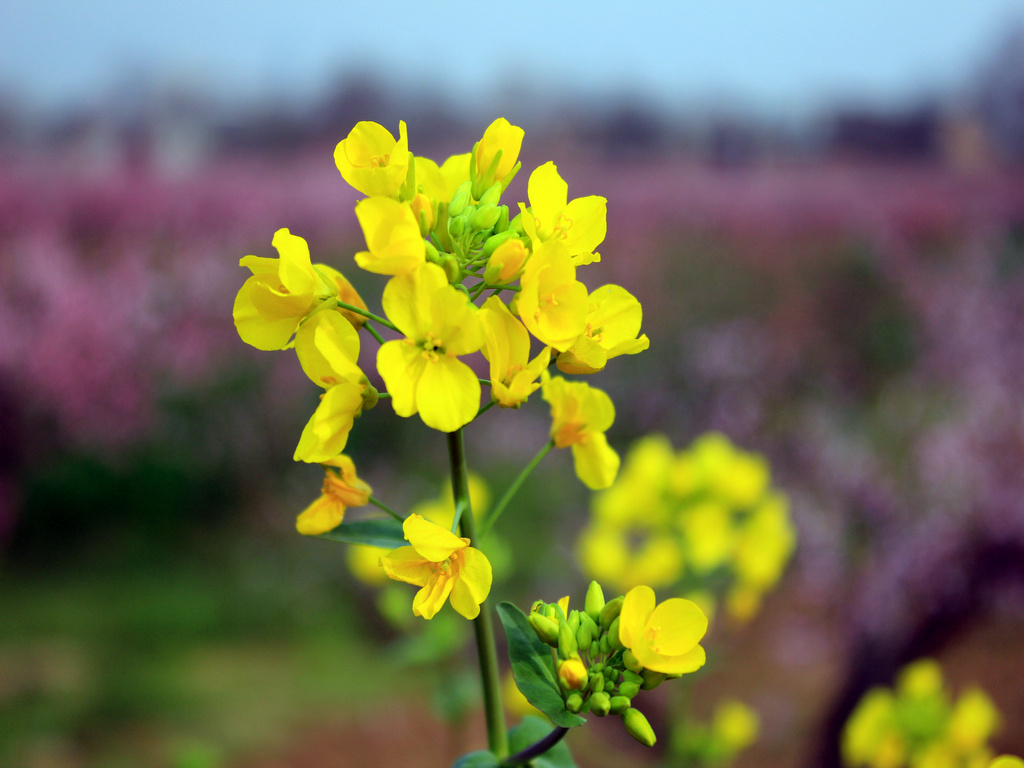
479, 296, 550, 408
334, 120, 410, 198
526, 161, 606, 264
556, 284, 649, 374
542, 374, 619, 489
381, 514, 492, 620
234, 228, 346, 350
376, 263, 485, 432
295, 455, 371, 535
618, 585, 707, 675
474, 118, 523, 195
517, 237, 588, 351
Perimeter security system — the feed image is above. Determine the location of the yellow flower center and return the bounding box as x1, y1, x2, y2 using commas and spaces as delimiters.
417, 332, 446, 362
554, 421, 587, 448
554, 214, 573, 240
585, 323, 604, 343
369, 152, 390, 168
643, 623, 663, 654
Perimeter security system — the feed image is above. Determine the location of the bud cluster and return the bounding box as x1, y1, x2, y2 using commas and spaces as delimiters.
527, 581, 668, 747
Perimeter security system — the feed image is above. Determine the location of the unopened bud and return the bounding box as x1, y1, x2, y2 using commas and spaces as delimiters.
588, 673, 604, 694
558, 619, 578, 660
622, 671, 643, 685
567, 610, 581, 634
622, 649, 643, 674
448, 182, 471, 217
622, 708, 657, 747
478, 182, 502, 206
448, 214, 466, 238
589, 640, 599, 658
600, 596, 624, 629
528, 613, 560, 647
589, 691, 611, 717
566, 692, 583, 713
441, 255, 461, 284
609, 695, 631, 715
558, 658, 589, 692
585, 581, 606, 621
424, 241, 440, 262
470, 203, 500, 231
576, 622, 593, 652
608, 617, 624, 651
618, 681, 640, 699
641, 670, 667, 690
360, 382, 379, 410
599, 634, 611, 654
410, 193, 435, 235
495, 205, 509, 232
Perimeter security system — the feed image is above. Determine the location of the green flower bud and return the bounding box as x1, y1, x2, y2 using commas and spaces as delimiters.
609, 695, 631, 715
589, 691, 611, 717
528, 613, 560, 647
448, 182, 472, 217
478, 182, 502, 206
608, 617, 624, 651
589, 673, 604, 694
424, 241, 440, 262
585, 581, 606, 621
599, 634, 611, 654
481, 230, 516, 258
567, 610, 581, 634
558, 658, 588, 692
622, 708, 657, 747
618, 681, 640, 699
576, 621, 593, 652
441, 255, 461, 284
566, 692, 583, 713
495, 205, 509, 232
448, 214, 466, 238
640, 670, 667, 691
600, 596, 624, 629
530, 599, 546, 615
622, 671, 643, 685
589, 640, 600, 658
543, 603, 557, 619
558, 619, 578, 660
360, 382, 379, 410
470, 203, 500, 231
622, 649, 643, 674
580, 611, 600, 637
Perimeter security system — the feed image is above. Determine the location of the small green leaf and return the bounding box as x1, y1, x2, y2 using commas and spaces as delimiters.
506, 716, 577, 768
316, 518, 406, 549
496, 602, 586, 728
452, 750, 500, 768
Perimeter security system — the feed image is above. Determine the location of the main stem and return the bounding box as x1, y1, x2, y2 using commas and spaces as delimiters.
447, 428, 508, 759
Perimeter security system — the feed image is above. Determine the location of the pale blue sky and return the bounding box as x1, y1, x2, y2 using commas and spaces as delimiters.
2, 0, 1022, 116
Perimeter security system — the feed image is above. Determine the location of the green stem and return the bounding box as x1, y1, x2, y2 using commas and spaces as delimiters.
447, 429, 508, 759
337, 301, 399, 332
376, 392, 392, 399
363, 322, 385, 345
479, 439, 555, 538
473, 400, 496, 422
368, 495, 404, 522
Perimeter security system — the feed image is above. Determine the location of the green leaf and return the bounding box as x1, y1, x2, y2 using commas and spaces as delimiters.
506, 716, 577, 768
496, 602, 586, 728
452, 750, 500, 768
316, 518, 406, 549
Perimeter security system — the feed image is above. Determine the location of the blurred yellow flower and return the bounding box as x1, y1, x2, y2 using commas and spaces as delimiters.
381, 514, 492, 620
353, 197, 427, 275
347, 544, 390, 586
334, 120, 410, 198
713, 700, 760, 753
556, 284, 649, 374
233, 228, 340, 351
618, 585, 707, 675
542, 375, 619, 490
479, 296, 550, 408
295, 455, 372, 535
376, 263, 485, 432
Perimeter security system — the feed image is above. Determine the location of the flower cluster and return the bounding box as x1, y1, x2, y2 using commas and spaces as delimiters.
843, 659, 1007, 768
526, 581, 708, 747
576, 432, 795, 621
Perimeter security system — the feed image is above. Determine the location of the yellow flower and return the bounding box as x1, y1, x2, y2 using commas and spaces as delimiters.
295, 455, 372, 535
989, 758, 1024, 768
381, 514, 492, 619
233, 228, 339, 350
542, 375, 619, 489
948, 688, 1000, 753
293, 311, 371, 463
680, 500, 735, 574
843, 688, 904, 768
376, 263, 485, 432
334, 120, 410, 198
354, 197, 426, 275
712, 700, 759, 753
617, 585, 707, 675
517, 237, 588, 351
733, 492, 795, 590
479, 296, 551, 408
474, 118, 524, 193
577, 522, 682, 591
484, 238, 530, 284
347, 544, 390, 586
315, 264, 368, 329
556, 284, 649, 374
526, 161, 606, 264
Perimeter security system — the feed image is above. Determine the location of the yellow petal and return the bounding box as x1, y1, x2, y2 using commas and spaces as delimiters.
634, 642, 707, 675
403, 513, 468, 561
233, 277, 305, 350
315, 263, 368, 328
619, 586, 656, 649
416, 356, 480, 432
272, 228, 318, 296
572, 432, 620, 490
295, 494, 345, 535
527, 162, 568, 238
380, 262, 449, 340
413, 155, 447, 201
295, 311, 362, 389
293, 381, 364, 463
449, 547, 492, 619
354, 197, 425, 276
439, 153, 471, 200
556, 334, 608, 375
334, 121, 410, 198
476, 118, 524, 184
376, 340, 427, 417
413, 572, 455, 619
646, 598, 708, 655
381, 545, 432, 587
479, 296, 529, 379
431, 283, 485, 357
561, 195, 607, 256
